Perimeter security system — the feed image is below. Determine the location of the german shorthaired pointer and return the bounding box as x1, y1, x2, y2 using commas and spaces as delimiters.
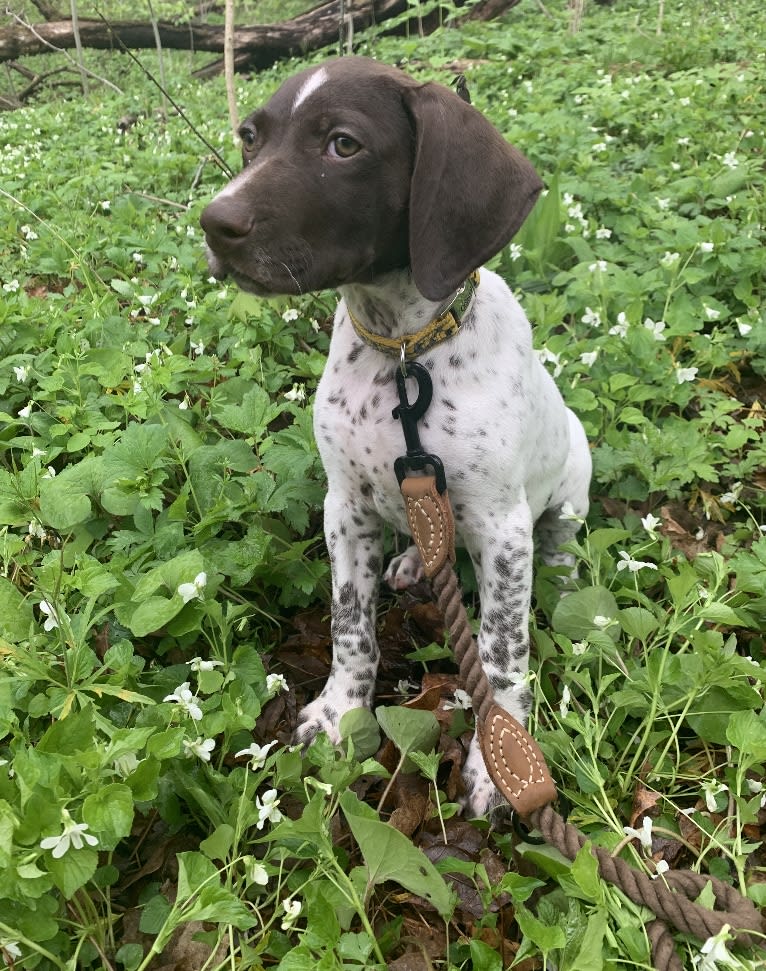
200, 56, 591, 815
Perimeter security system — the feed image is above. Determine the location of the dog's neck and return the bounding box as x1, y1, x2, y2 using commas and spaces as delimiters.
339, 269, 456, 340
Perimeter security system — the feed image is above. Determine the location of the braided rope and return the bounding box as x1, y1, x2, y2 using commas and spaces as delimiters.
426, 559, 765, 967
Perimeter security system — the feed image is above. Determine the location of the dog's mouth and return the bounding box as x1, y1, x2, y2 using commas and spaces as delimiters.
203, 242, 307, 297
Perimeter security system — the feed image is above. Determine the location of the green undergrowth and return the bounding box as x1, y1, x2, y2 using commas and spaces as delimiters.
0, 0, 765, 967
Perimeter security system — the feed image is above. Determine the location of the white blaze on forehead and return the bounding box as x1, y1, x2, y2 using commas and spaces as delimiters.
210, 158, 265, 201
291, 67, 329, 115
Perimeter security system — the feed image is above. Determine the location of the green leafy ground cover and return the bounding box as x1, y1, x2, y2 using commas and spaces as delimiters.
1, 0, 765, 967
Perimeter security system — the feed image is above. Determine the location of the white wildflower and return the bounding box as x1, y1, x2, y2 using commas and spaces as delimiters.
18, 401, 33, 419
581, 306, 601, 328
178, 571, 207, 603
693, 924, 737, 971
190, 340, 205, 356
21, 224, 38, 240
281, 897, 302, 931
656, 197, 671, 211
1, 940, 22, 962
595, 227, 612, 239
652, 860, 670, 879
163, 682, 203, 721
644, 317, 666, 341
509, 243, 523, 261
571, 641, 587, 656
27, 520, 47, 541
701, 779, 728, 813
235, 740, 277, 770
444, 688, 473, 711
13, 364, 29, 383
282, 308, 299, 322
641, 513, 663, 537
39, 600, 60, 632
623, 815, 654, 853
266, 673, 289, 696
183, 736, 215, 762
580, 350, 598, 366
661, 251, 680, 267
189, 656, 223, 673
246, 859, 269, 886
593, 614, 616, 630
43, 466, 56, 479
559, 684, 571, 718
616, 550, 658, 573
284, 383, 306, 403
589, 260, 608, 273
676, 366, 699, 384
559, 501, 585, 523
39, 809, 98, 858
609, 312, 629, 338
255, 789, 283, 829
736, 320, 752, 337
699, 241, 714, 253
100, 200, 111, 210
721, 152, 738, 169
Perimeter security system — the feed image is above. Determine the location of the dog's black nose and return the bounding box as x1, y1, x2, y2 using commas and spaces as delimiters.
200, 193, 253, 244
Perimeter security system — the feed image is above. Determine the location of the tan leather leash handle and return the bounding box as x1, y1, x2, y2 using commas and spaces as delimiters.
397, 474, 764, 969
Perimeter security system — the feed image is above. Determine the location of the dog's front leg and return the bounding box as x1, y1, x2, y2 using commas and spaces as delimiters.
295, 490, 383, 746
462, 504, 535, 816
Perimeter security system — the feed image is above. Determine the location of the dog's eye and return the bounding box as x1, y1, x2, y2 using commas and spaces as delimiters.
328, 134, 361, 159
239, 128, 257, 152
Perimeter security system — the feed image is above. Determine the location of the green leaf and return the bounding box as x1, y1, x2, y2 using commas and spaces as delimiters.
618, 606, 659, 642
200, 823, 235, 862
726, 710, 766, 759
47, 847, 98, 899
139, 892, 172, 934
514, 903, 566, 954
177, 851, 219, 900
570, 843, 603, 902
125, 595, 183, 637
340, 790, 454, 918
340, 707, 381, 759
186, 884, 256, 929
569, 908, 608, 971
83, 784, 134, 843
375, 706, 440, 771
39, 456, 100, 530
0, 577, 34, 642
469, 939, 502, 971
551, 586, 620, 641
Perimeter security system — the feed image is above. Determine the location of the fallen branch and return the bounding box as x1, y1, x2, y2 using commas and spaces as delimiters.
0, 0, 520, 74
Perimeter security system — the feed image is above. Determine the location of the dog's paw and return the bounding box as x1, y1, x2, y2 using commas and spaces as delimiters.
384, 545, 425, 590
460, 736, 508, 819
293, 697, 343, 747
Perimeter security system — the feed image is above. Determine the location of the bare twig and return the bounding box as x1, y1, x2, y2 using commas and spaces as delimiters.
69, 0, 88, 94
94, 12, 234, 179
146, 0, 169, 122
224, 0, 239, 138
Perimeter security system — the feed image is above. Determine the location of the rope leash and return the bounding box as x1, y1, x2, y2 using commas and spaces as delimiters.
390, 361, 764, 969
428, 520, 763, 969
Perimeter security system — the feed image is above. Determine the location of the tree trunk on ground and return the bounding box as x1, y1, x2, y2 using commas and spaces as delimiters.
0, 0, 521, 75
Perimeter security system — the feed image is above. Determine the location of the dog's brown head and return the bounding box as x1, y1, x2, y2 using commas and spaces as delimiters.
200, 57, 542, 302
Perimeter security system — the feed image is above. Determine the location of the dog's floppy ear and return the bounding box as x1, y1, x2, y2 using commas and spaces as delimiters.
403, 82, 543, 302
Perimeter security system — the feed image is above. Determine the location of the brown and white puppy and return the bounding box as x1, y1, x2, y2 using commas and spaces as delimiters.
201, 57, 590, 814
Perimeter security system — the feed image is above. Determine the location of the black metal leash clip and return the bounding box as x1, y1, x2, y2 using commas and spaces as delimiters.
392, 361, 447, 494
